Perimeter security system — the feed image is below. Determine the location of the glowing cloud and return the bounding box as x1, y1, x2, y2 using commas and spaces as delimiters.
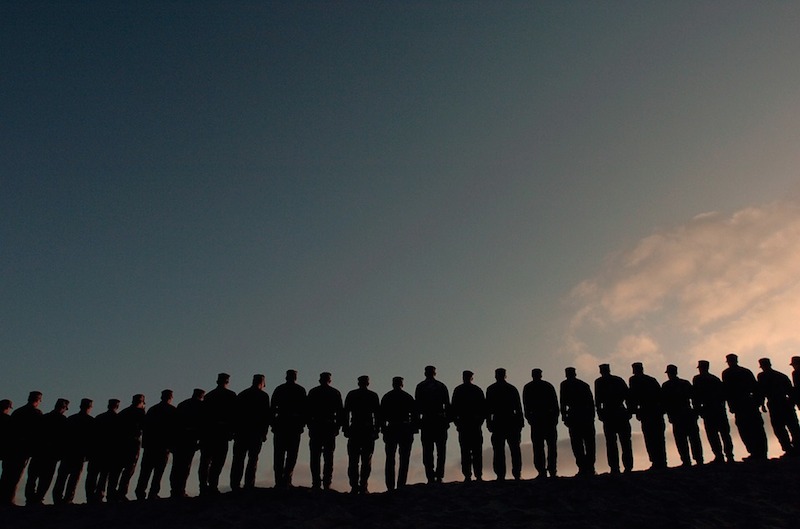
565, 201, 800, 376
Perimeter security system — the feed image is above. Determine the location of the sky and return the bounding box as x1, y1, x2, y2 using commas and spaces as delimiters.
2, 1, 800, 492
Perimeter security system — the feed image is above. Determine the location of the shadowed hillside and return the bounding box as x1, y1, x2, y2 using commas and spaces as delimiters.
2, 457, 798, 529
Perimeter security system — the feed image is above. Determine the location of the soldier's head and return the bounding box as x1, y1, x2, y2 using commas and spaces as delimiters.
55, 398, 69, 414
286, 369, 298, 383
132, 394, 145, 408
424, 365, 436, 379
462, 370, 474, 384
791, 356, 800, 370
531, 368, 543, 381
80, 398, 93, 413
758, 358, 771, 371
28, 391, 43, 407
358, 375, 369, 388
495, 368, 507, 381
697, 360, 710, 374
1, 399, 12, 414
319, 372, 332, 386
392, 376, 404, 390
161, 389, 174, 403
252, 374, 266, 389
565, 367, 577, 379
599, 364, 611, 376
191, 388, 205, 401
631, 362, 644, 375
216, 373, 230, 387
725, 353, 739, 367
107, 398, 121, 411
665, 364, 678, 379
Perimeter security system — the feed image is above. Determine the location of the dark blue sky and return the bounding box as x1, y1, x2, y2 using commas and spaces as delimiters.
3, 2, 800, 450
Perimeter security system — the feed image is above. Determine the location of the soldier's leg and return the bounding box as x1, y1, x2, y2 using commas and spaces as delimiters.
397, 435, 412, 487
509, 430, 522, 479
602, 422, 620, 473
384, 434, 397, 490
532, 428, 546, 476
457, 430, 471, 479
491, 431, 506, 480
619, 420, 633, 472
360, 439, 374, 492
283, 433, 301, 486
434, 431, 447, 481
346, 438, 359, 491
322, 435, 335, 489
244, 441, 262, 489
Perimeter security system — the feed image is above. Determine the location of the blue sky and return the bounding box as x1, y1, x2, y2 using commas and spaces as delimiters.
3, 2, 800, 490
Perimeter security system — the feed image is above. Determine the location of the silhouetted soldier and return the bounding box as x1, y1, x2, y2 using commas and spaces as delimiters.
199, 373, 237, 495
0, 391, 42, 505
486, 368, 524, 481
792, 356, 800, 409
306, 372, 343, 491
52, 398, 94, 504
415, 365, 451, 484
25, 398, 69, 505
271, 369, 307, 488
662, 365, 703, 467
451, 370, 486, 482
344, 376, 380, 494
0, 400, 11, 473
523, 368, 559, 479
110, 394, 145, 501
169, 389, 204, 498
136, 390, 176, 500
231, 374, 271, 491
628, 362, 667, 470
89, 398, 120, 502
560, 368, 596, 476
594, 364, 633, 474
722, 353, 767, 461
692, 360, 734, 463
757, 358, 800, 455
381, 376, 417, 490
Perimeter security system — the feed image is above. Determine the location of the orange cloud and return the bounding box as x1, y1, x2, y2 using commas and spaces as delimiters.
565, 201, 800, 374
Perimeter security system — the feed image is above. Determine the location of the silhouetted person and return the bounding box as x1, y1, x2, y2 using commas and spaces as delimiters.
52, 398, 94, 505
451, 370, 486, 482
594, 364, 633, 474
560, 368, 596, 476
722, 353, 768, 461
230, 374, 270, 492
169, 389, 204, 498
25, 398, 69, 505
306, 372, 343, 491
628, 362, 667, 470
662, 365, 703, 467
486, 368, 524, 481
381, 376, 417, 490
757, 358, 800, 455
792, 356, 800, 409
415, 365, 451, 484
0, 392, 42, 505
344, 376, 380, 494
523, 368, 559, 479
199, 373, 237, 495
135, 390, 176, 500
88, 398, 120, 502
271, 369, 307, 488
0, 400, 12, 477
692, 360, 734, 464
109, 394, 145, 501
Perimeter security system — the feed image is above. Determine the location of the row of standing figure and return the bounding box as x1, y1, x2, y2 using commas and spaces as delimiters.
1, 354, 798, 505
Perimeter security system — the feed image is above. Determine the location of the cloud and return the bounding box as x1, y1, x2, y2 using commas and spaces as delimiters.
565, 201, 800, 375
